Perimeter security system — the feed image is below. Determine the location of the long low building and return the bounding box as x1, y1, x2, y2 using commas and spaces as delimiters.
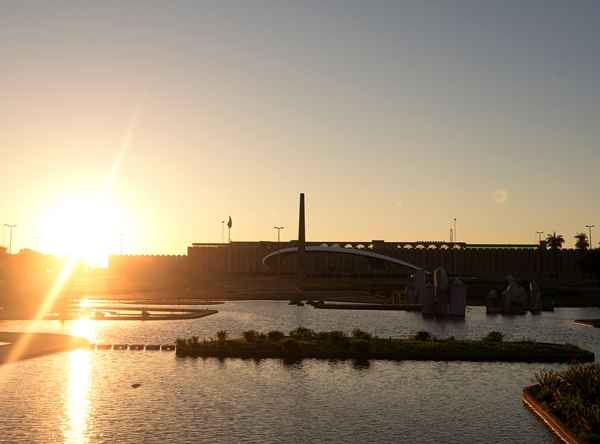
108, 240, 585, 285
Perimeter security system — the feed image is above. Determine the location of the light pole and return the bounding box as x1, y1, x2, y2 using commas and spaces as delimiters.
4, 224, 17, 254
453, 218, 457, 243
536, 231, 544, 243
585, 225, 595, 250
273, 226, 284, 274
220, 220, 225, 244
273, 226, 285, 244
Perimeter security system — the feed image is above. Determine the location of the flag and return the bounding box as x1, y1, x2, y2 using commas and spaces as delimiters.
227, 216, 232, 229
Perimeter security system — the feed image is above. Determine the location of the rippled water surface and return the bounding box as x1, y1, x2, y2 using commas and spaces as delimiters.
2, 301, 600, 443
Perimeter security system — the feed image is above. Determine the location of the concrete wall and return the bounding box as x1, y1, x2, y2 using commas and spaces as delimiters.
184, 242, 586, 284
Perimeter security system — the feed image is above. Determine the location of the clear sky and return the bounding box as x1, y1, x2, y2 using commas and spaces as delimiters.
1, 1, 599, 256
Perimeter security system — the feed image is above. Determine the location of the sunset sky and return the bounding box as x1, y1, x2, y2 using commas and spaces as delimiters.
1, 1, 599, 256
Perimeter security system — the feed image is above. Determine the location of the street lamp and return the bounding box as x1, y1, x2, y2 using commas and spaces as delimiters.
4, 224, 17, 254
273, 226, 285, 274
273, 226, 285, 243
220, 220, 225, 244
453, 218, 457, 243
585, 225, 595, 250
536, 231, 544, 243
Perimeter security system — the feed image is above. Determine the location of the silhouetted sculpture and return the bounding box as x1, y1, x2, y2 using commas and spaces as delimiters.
486, 275, 530, 314
433, 267, 450, 316
449, 278, 466, 317
529, 281, 542, 314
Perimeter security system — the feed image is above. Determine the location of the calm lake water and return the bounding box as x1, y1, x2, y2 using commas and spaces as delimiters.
2, 301, 600, 443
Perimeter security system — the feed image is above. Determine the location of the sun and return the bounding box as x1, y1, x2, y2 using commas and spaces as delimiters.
39, 194, 123, 267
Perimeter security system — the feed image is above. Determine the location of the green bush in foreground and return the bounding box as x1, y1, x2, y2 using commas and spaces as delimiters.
318, 330, 348, 344
483, 331, 504, 343
351, 329, 372, 340
256, 332, 267, 342
243, 330, 258, 343
352, 339, 370, 354
267, 330, 285, 341
282, 338, 300, 354
175, 330, 593, 365
534, 364, 600, 442
289, 327, 316, 340
414, 331, 431, 341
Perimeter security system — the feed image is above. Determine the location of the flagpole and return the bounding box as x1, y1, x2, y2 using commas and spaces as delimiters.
227, 216, 232, 243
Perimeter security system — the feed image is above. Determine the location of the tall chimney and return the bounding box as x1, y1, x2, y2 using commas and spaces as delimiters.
297, 193, 306, 283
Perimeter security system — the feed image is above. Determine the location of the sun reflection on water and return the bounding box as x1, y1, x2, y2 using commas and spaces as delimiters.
64, 349, 92, 444
69, 318, 98, 343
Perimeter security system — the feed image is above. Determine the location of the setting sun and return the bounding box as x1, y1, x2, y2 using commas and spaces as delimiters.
38, 195, 124, 267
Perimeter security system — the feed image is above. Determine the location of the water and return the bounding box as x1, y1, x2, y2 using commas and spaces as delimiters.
1, 301, 599, 443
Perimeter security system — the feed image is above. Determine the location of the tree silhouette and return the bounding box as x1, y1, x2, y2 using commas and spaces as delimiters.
574, 233, 589, 250
546, 232, 565, 250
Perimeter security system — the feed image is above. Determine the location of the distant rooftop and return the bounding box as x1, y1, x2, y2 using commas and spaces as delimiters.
190, 240, 539, 250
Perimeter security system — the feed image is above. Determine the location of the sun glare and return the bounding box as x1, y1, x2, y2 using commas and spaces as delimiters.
39, 195, 123, 267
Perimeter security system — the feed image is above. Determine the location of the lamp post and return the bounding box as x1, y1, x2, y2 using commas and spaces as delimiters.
453, 218, 457, 243
220, 220, 225, 244
536, 231, 544, 243
4, 224, 17, 254
273, 226, 284, 274
273, 226, 285, 244
585, 225, 595, 250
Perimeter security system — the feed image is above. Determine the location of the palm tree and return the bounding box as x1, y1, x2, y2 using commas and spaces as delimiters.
574, 233, 589, 250
546, 232, 565, 250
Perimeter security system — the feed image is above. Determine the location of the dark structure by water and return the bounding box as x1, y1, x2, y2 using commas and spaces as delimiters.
102, 193, 598, 304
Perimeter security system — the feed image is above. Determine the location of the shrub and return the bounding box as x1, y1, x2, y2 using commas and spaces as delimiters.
256, 332, 267, 342
351, 329, 372, 340
216, 330, 228, 342
483, 331, 504, 343
535, 364, 600, 441
267, 330, 285, 341
243, 330, 258, 343
189, 336, 199, 345
326, 330, 348, 344
352, 339, 370, 355
289, 327, 316, 340
282, 338, 300, 355
414, 331, 431, 341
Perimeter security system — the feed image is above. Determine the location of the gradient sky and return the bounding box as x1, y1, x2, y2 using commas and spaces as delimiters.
1, 1, 599, 254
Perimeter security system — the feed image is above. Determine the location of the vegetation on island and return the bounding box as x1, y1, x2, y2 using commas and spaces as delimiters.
175, 329, 593, 363
530, 364, 600, 443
